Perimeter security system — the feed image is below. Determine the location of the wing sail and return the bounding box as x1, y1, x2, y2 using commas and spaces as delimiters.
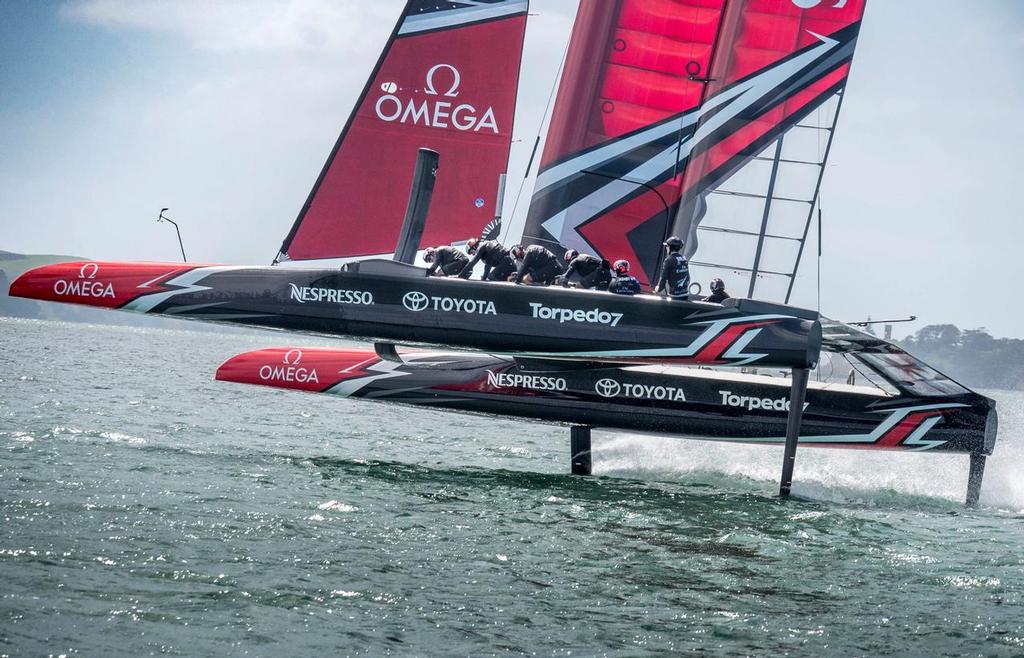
276, 0, 529, 263
521, 0, 865, 286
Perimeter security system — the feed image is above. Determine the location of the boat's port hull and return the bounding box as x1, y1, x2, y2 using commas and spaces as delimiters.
215, 347, 994, 455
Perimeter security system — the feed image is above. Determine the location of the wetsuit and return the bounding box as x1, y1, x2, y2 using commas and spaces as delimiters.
458, 240, 516, 281
512, 245, 562, 285
705, 289, 731, 304
562, 255, 611, 290
608, 274, 642, 296
654, 252, 690, 299
425, 246, 469, 277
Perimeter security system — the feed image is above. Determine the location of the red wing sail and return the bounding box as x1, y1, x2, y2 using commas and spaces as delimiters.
522, 0, 865, 286
276, 0, 529, 263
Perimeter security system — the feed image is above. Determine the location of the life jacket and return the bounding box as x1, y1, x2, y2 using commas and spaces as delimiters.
608, 275, 641, 296
658, 252, 690, 298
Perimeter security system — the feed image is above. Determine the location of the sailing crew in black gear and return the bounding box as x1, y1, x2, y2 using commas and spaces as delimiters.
560, 249, 612, 290
510, 244, 562, 285
458, 238, 516, 281
424, 246, 469, 277
654, 236, 690, 299
608, 259, 642, 295
705, 278, 731, 304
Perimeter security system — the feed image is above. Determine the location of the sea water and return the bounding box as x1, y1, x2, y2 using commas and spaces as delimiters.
1, 317, 1022, 656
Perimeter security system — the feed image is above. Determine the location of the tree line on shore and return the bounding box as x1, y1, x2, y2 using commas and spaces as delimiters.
899, 325, 1024, 391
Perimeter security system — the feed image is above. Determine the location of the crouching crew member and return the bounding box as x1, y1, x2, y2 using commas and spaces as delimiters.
608, 259, 642, 295
424, 246, 469, 277
459, 238, 516, 281
510, 244, 562, 285
654, 236, 690, 299
705, 278, 731, 304
560, 249, 612, 290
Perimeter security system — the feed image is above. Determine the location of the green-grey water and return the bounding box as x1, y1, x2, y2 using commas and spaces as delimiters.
1, 317, 1023, 656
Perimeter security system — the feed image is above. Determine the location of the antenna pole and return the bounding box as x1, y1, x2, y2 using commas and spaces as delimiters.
157, 208, 187, 262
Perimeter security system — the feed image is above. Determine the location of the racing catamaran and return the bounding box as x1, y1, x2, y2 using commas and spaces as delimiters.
9, 0, 996, 503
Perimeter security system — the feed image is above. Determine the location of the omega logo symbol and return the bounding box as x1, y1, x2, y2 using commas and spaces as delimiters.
283, 349, 302, 366
79, 263, 99, 279
374, 62, 498, 133
424, 63, 460, 98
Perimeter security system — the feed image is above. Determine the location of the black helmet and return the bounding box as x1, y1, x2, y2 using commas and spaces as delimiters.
664, 236, 683, 252
466, 238, 480, 255
613, 259, 630, 275
710, 277, 725, 292
423, 247, 438, 263
563, 248, 578, 263
511, 244, 525, 259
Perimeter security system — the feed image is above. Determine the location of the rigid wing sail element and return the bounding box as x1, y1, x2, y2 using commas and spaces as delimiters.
275, 0, 529, 263
521, 0, 866, 285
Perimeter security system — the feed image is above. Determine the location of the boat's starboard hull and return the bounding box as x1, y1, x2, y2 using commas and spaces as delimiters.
11, 259, 822, 368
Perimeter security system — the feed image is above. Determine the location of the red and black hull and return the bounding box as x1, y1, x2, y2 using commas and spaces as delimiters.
216, 347, 995, 455
10, 259, 821, 368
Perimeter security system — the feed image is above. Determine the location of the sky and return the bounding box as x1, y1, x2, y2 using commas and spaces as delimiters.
1, 0, 1023, 338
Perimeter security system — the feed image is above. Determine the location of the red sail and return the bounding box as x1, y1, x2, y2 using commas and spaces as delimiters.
522, 0, 865, 285
276, 1, 529, 263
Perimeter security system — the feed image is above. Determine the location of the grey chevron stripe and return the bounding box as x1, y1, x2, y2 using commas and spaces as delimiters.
399, 1, 528, 35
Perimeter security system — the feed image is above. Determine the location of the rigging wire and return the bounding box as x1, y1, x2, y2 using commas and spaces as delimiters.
817, 204, 822, 314
817, 101, 826, 314
502, 20, 572, 246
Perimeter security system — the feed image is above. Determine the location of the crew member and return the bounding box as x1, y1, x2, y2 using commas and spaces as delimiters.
654, 236, 690, 299
705, 278, 731, 304
458, 238, 517, 281
510, 244, 562, 285
423, 246, 469, 277
608, 259, 642, 295
560, 249, 612, 290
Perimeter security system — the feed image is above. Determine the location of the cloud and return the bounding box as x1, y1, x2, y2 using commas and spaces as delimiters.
59, 0, 398, 54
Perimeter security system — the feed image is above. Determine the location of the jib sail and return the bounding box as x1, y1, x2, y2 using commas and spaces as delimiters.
521, 0, 866, 287
275, 0, 529, 264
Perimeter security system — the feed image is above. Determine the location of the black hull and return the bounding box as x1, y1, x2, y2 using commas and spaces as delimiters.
10, 259, 821, 368
217, 348, 996, 455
